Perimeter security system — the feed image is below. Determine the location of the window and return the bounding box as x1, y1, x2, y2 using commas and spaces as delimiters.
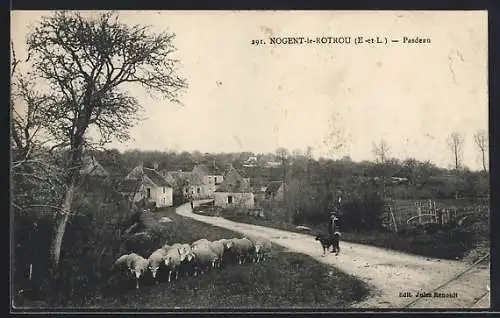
163, 187, 165, 193
197, 187, 200, 194
227, 196, 233, 204
147, 188, 151, 198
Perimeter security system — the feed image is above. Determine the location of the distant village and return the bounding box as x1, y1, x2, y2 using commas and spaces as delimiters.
79, 155, 286, 211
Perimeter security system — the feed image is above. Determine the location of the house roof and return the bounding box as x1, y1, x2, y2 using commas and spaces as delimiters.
126, 164, 144, 180
125, 164, 172, 187
143, 168, 172, 187
118, 179, 141, 193
266, 181, 283, 195
165, 170, 204, 186
216, 167, 252, 193
185, 171, 205, 185
80, 156, 110, 177
237, 168, 250, 178
215, 179, 252, 193
193, 163, 224, 176
223, 166, 243, 182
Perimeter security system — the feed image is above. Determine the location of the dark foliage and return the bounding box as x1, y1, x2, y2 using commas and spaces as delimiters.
13, 177, 139, 307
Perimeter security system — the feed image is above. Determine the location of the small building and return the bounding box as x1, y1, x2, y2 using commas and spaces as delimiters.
118, 179, 143, 202
163, 170, 211, 200
122, 163, 174, 208
264, 161, 281, 168
391, 176, 409, 184
215, 167, 255, 209
243, 156, 258, 167
192, 163, 225, 197
184, 171, 211, 199
80, 155, 110, 177
265, 181, 285, 201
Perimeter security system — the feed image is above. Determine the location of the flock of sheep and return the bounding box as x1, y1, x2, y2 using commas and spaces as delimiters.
110, 235, 273, 289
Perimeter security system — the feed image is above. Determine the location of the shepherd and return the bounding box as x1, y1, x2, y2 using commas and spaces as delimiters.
328, 194, 342, 238
328, 212, 339, 238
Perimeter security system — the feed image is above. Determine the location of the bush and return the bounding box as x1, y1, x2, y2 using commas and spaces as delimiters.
173, 191, 188, 207
12, 177, 139, 307
342, 190, 384, 231
220, 206, 250, 222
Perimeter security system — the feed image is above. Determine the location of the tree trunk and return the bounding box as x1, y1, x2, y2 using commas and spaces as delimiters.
482, 151, 487, 173
49, 181, 76, 271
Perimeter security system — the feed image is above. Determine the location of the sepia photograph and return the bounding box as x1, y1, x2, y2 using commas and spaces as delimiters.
10, 10, 490, 311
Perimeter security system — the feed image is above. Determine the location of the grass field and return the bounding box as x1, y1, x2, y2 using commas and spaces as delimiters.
16, 207, 370, 309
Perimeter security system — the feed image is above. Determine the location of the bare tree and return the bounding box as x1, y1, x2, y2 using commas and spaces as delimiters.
305, 146, 313, 159
23, 11, 187, 271
323, 112, 347, 158
372, 139, 391, 199
372, 139, 390, 164
276, 147, 289, 179
11, 40, 69, 220
10, 41, 50, 166
447, 132, 464, 171
473, 129, 488, 172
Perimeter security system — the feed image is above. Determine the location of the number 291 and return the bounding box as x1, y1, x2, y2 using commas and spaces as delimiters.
251, 39, 265, 45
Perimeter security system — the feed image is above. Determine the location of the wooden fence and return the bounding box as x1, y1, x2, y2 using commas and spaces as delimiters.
382, 198, 489, 232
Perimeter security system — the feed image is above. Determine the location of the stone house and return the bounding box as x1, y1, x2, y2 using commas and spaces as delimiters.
214, 167, 255, 209
120, 163, 173, 208
192, 163, 225, 197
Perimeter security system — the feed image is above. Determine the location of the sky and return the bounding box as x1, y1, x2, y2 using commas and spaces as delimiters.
11, 11, 488, 170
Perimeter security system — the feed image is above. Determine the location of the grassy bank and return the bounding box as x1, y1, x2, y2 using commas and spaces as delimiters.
219, 207, 489, 263
16, 206, 370, 309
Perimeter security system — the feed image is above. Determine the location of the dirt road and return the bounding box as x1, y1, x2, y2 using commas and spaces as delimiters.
177, 202, 490, 309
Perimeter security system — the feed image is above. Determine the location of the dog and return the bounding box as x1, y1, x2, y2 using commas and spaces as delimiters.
315, 232, 341, 256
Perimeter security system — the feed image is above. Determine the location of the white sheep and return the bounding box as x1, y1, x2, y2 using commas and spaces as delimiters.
191, 240, 220, 270
163, 246, 188, 282
162, 243, 171, 250
169, 242, 191, 253
111, 253, 149, 289
147, 247, 170, 284
192, 244, 219, 276
191, 238, 210, 248
179, 248, 197, 277
230, 238, 255, 264
248, 236, 272, 263
174, 243, 196, 277
178, 243, 194, 256
209, 239, 233, 268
